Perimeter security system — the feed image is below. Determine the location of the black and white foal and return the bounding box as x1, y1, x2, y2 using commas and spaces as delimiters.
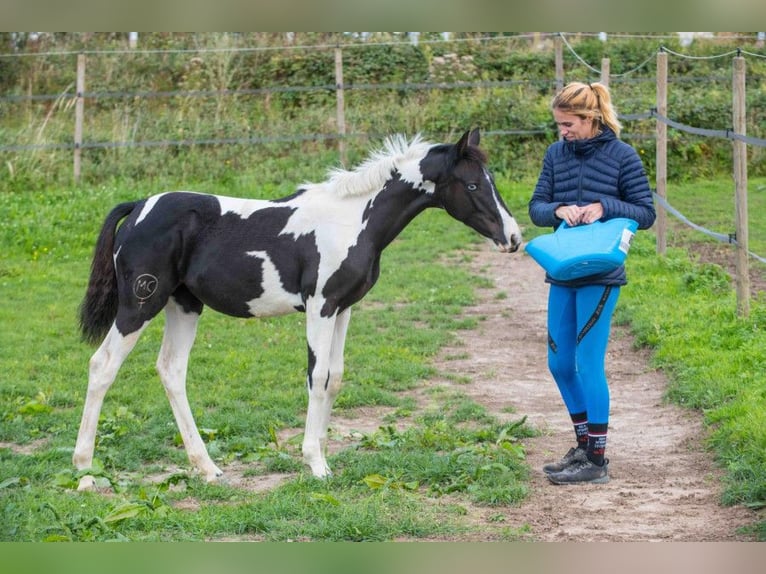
73, 128, 522, 489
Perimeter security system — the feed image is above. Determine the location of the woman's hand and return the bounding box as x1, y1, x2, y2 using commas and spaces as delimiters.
555, 204, 583, 226
555, 202, 604, 226
579, 202, 604, 224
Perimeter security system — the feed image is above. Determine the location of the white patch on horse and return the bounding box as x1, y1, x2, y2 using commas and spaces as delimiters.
280, 191, 373, 286
484, 168, 522, 247
399, 161, 434, 194
216, 196, 272, 219
244, 251, 302, 315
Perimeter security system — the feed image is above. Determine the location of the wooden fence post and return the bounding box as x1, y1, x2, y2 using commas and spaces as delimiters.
334, 46, 347, 166
554, 34, 564, 93
600, 58, 610, 87
733, 54, 749, 316
74, 53, 85, 184
656, 49, 668, 256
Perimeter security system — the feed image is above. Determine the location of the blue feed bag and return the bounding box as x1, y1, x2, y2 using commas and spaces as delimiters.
524, 218, 638, 281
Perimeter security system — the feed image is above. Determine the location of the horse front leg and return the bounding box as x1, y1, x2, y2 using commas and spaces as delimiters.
302, 307, 351, 478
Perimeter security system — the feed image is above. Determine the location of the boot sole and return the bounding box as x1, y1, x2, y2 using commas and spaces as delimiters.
547, 473, 610, 485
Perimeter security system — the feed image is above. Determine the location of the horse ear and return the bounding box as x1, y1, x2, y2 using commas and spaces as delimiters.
456, 129, 470, 154
468, 128, 480, 147
456, 129, 480, 155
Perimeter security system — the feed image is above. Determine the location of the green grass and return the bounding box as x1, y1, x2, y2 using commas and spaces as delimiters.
659, 178, 766, 258
0, 176, 534, 541
1, 175, 765, 541
614, 178, 766, 540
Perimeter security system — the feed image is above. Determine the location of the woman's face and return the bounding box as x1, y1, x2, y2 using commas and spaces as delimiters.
553, 109, 597, 141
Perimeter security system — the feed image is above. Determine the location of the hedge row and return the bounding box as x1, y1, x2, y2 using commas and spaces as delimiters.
0, 32, 764, 189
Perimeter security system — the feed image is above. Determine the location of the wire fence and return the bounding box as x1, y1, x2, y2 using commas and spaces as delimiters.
617, 105, 766, 265
0, 76, 556, 154
3, 100, 763, 152
1, 32, 765, 276
1, 32, 764, 155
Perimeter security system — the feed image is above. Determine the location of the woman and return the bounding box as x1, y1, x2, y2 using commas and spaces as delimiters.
528, 81, 656, 484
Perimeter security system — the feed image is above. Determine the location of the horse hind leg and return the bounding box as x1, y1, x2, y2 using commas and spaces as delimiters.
73, 322, 146, 490
156, 293, 223, 482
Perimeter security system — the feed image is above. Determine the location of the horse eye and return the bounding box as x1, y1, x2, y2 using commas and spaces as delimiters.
467, 183, 478, 191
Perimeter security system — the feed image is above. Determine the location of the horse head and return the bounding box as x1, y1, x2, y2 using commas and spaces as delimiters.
429, 128, 522, 253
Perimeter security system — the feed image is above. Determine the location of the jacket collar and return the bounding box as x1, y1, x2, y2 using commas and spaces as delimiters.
566, 126, 616, 156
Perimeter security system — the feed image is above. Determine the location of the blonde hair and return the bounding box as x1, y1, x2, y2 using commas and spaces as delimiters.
551, 81, 622, 137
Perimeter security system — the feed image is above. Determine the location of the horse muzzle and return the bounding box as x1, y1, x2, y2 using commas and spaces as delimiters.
496, 236, 522, 253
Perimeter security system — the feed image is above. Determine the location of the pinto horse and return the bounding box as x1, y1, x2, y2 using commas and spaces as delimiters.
73, 128, 522, 489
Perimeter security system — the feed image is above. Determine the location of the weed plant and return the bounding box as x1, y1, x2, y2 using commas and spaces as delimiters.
0, 174, 535, 541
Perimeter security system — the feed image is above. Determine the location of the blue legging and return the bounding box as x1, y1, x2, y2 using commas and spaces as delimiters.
546, 284, 620, 425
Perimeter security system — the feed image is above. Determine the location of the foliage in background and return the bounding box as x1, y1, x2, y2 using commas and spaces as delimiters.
1, 32, 764, 192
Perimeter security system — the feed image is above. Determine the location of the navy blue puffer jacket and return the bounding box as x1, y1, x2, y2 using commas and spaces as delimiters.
528, 127, 656, 286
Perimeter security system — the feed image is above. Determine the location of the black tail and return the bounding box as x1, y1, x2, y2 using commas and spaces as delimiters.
79, 201, 140, 344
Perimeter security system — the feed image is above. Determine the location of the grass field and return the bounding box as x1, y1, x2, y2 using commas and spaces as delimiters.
1, 173, 764, 541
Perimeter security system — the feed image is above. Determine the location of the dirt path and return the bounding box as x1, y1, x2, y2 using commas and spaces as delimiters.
206, 242, 759, 541
420, 245, 757, 541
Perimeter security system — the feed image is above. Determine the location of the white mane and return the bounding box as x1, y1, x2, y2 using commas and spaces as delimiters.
304, 134, 433, 197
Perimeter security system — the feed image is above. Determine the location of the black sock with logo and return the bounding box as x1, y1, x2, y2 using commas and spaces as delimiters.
587, 422, 608, 466
571, 412, 589, 451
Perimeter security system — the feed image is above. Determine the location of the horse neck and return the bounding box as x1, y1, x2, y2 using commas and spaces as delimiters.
366, 177, 437, 250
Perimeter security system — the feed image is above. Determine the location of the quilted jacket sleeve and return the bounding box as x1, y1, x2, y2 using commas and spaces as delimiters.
598, 143, 656, 230
528, 145, 564, 228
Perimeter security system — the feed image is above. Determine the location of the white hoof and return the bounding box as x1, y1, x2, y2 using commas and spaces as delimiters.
309, 463, 332, 479
204, 466, 225, 483
77, 474, 97, 491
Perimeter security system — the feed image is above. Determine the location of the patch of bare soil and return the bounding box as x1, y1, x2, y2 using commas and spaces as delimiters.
145, 242, 762, 541
692, 241, 766, 297
414, 245, 759, 541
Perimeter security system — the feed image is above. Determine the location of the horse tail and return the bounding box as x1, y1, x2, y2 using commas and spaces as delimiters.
79, 201, 140, 344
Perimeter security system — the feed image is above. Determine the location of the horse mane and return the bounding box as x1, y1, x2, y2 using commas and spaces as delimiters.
303, 134, 434, 197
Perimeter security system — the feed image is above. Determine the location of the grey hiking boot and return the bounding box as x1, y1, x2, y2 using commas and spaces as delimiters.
547, 458, 609, 485
542, 447, 587, 474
